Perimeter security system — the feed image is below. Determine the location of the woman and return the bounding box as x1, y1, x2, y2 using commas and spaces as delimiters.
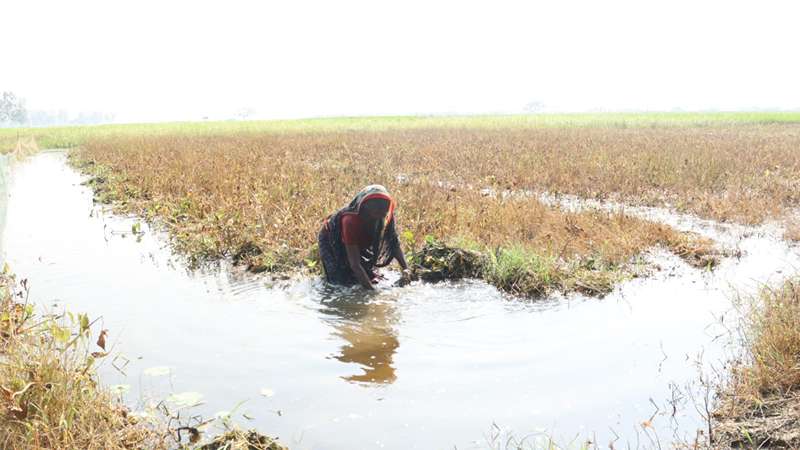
318, 185, 410, 290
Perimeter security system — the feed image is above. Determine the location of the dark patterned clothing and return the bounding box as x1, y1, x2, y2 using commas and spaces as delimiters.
318, 185, 401, 285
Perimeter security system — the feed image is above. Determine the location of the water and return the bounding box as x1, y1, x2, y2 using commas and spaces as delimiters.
3, 152, 799, 449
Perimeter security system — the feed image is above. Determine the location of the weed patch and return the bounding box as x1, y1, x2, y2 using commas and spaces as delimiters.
714, 279, 800, 448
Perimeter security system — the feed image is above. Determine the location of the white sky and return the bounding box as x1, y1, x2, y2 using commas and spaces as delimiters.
3, 0, 800, 122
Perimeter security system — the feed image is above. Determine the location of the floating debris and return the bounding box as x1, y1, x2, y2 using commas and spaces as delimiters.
200, 429, 287, 450
166, 391, 204, 408
399, 242, 484, 286
259, 388, 275, 398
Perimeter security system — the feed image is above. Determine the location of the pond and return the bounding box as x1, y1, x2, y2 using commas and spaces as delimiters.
2, 152, 798, 449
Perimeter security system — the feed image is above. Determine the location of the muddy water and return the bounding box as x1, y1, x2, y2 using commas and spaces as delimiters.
3, 152, 799, 449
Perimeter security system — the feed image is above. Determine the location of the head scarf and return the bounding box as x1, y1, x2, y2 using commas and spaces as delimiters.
342, 184, 396, 229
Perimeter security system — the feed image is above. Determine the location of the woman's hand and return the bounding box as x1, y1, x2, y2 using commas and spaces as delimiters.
345, 244, 376, 290
397, 268, 414, 287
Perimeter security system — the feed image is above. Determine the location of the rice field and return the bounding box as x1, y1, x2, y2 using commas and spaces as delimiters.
3, 111, 800, 151
68, 128, 737, 296
59, 116, 800, 295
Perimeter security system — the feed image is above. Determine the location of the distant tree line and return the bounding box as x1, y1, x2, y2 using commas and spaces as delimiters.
1, 91, 115, 127
0, 91, 27, 126
25, 109, 116, 127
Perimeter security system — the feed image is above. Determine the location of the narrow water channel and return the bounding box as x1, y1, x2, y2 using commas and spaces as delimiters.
3, 152, 798, 449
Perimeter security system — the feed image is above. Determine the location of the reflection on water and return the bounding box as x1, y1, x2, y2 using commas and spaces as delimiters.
319, 289, 400, 384
3, 152, 800, 450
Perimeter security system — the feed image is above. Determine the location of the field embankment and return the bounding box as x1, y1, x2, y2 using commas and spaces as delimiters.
69, 128, 729, 296
714, 278, 800, 448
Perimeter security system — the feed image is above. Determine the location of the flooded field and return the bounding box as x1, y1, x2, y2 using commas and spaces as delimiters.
3, 152, 799, 449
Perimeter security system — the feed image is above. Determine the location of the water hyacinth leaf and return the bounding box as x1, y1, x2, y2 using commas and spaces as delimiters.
143, 366, 171, 376
166, 391, 204, 408
259, 388, 275, 398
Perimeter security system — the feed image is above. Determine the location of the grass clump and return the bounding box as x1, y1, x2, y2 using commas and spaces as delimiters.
714, 278, 800, 448
482, 245, 610, 297
406, 234, 710, 297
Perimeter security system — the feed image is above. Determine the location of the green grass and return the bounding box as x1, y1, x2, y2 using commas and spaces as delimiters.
482, 245, 628, 297
3, 111, 800, 151
410, 237, 629, 297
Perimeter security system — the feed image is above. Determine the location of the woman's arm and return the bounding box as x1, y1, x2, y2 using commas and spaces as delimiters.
345, 244, 375, 290
394, 245, 409, 271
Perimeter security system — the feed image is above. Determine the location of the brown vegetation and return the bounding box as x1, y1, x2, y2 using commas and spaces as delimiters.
784, 219, 800, 242
70, 129, 727, 296
0, 272, 168, 449
714, 279, 800, 448
72, 125, 800, 225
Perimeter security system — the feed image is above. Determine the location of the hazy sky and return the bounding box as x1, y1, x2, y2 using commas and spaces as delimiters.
4, 0, 800, 122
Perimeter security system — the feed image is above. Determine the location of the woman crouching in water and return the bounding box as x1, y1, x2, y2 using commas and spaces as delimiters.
318, 185, 410, 290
